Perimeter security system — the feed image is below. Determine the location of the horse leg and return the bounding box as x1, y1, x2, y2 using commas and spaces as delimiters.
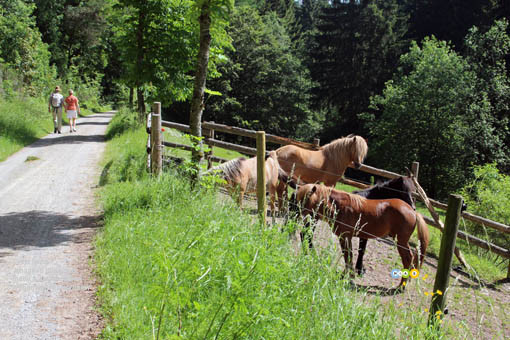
268, 184, 276, 216
396, 235, 413, 288
355, 238, 368, 275
339, 235, 354, 278
276, 180, 287, 214
238, 188, 245, 208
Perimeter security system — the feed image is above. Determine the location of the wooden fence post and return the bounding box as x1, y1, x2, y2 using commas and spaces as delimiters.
151, 102, 162, 176
205, 124, 214, 169
429, 194, 463, 326
256, 131, 266, 225
412, 161, 419, 180
313, 138, 320, 148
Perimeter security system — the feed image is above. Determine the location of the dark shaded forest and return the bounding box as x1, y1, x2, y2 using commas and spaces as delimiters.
1, 0, 509, 198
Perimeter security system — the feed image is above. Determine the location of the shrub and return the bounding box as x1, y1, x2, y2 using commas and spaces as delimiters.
460, 164, 510, 252
105, 107, 141, 141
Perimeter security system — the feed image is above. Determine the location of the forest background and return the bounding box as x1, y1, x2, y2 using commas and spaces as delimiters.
1, 0, 510, 201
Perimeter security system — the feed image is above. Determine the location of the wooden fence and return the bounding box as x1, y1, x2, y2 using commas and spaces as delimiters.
146, 107, 510, 278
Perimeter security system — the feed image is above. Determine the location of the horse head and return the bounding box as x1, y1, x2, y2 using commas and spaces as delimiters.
350, 135, 368, 169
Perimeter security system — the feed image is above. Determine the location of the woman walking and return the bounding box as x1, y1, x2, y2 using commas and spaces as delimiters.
64, 89, 80, 133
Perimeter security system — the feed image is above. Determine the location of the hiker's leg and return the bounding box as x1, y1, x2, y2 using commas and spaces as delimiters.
57, 108, 62, 132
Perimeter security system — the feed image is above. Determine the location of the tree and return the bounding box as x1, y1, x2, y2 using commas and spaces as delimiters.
33, 0, 110, 80
0, 0, 54, 95
311, 0, 409, 140
205, 7, 321, 141
112, 0, 198, 116
408, 0, 503, 50
464, 19, 510, 171
362, 37, 502, 198
188, 0, 233, 167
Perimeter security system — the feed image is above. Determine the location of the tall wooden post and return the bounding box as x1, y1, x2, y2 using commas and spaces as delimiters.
151, 102, 162, 176
205, 124, 214, 169
412, 161, 420, 180
429, 194, 463, 326
256, 131, 266, 225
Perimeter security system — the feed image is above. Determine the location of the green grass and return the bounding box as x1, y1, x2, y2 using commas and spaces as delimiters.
94, 124, 461, 339
0, 96, 105, 161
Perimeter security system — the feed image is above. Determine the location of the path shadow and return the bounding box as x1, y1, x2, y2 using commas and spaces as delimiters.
347, 281, 404, 296
27, 134, 105, 148
76, 121, 110, 126
0, 210, 101, 259
84, 114, 115, 118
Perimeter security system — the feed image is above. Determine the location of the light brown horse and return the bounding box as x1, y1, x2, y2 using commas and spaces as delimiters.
207, 151, 280, 212
275, 135, 368, 209
296, 183, 429, 288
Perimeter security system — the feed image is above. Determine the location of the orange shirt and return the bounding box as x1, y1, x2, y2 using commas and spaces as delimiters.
65, 95, 79, 110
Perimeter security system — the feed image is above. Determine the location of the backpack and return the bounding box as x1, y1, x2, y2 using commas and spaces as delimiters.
51, 93, 61, 108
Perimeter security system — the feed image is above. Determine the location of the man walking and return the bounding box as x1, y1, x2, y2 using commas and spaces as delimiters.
48, 86, 64, 134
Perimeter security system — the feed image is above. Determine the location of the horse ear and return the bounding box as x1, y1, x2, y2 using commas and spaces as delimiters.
311, 185, 317, 194
405, 167, 413, 178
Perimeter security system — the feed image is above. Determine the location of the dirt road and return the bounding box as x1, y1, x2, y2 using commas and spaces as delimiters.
0, 113, 113, 339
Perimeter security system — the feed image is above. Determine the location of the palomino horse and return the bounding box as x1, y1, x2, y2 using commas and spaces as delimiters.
353, 176, 417, 275
207, 151, 280, 213
296, 183, 429, 288
275, 135, 368, 209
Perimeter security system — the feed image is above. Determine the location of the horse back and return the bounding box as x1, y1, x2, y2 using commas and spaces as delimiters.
276, 145, 327, 182
334, 198, 416, 239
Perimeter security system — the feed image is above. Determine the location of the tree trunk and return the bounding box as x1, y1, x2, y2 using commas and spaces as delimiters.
189, 1, 211, 167
129, 87, 134, 108
137, 87, 145, 119
136, 8, 146, 119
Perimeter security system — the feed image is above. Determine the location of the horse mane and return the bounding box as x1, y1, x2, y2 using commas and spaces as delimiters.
320, 135, 368, 173
208, 157, 246, 181
314, 185, 366, 211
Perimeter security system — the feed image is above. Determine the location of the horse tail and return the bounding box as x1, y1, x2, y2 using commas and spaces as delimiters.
205, 157, 246, 181
415, 212, 429, 268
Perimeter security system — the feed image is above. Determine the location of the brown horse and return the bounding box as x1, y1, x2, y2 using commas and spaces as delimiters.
296, 183, 429, 288
207, 151, 280, 212
275, 135, 368, 209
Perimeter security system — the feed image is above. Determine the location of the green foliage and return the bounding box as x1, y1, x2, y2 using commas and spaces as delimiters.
0, 97, 53, 161
311, 0, 409, 138
362, 37, 501, 198
0, 0, 55, 96
460, 164, 510, 251
105, 107, 141, 141
100, 126, 148, 185
110, 0, 232, 106
464, 19, 510, 170
206, 7, 322, 141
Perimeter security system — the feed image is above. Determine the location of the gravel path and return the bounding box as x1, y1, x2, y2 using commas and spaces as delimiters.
0, 113, 113, 339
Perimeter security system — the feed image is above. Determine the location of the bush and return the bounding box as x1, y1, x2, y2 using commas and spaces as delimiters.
460, 164, 510, 252
105, 107, 141, 141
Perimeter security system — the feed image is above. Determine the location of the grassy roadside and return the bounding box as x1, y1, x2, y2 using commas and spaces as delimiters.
95, 112, 456, 339
0, 96, 108, 161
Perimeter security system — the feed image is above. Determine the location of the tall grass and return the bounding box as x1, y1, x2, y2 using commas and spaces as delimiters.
95, 126, 450, 339
0, 97, 51, 160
